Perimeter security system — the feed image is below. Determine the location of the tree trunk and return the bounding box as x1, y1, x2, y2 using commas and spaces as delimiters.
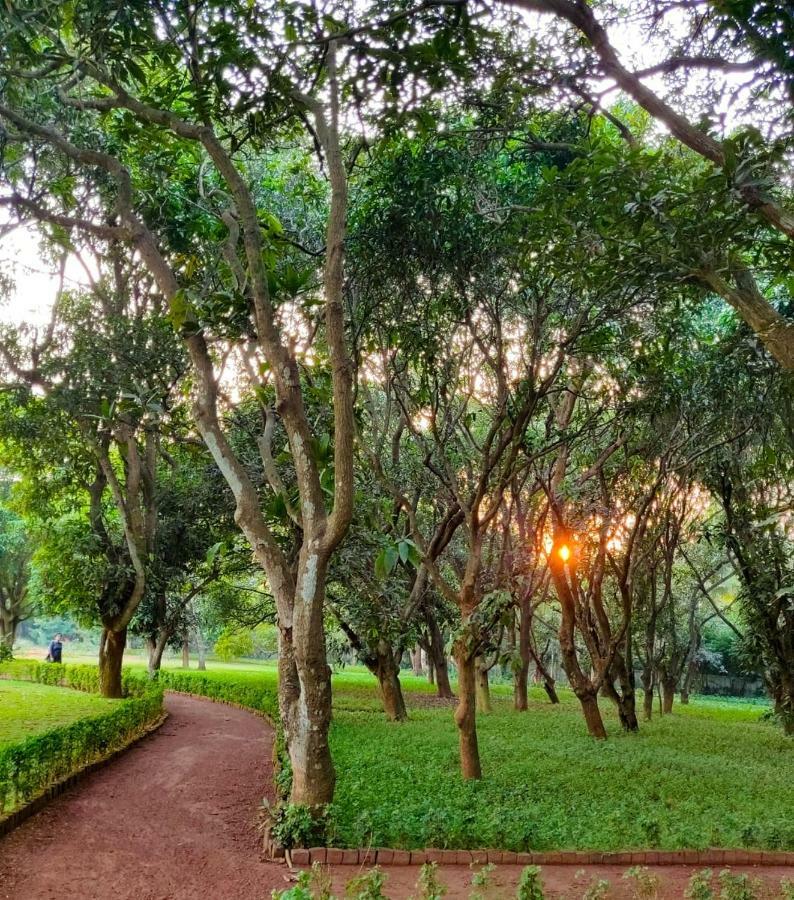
411, 647, 423, 676
662, 678, 676, 714
147, 631, 169, 677
580, 691, 608, 739
542, 675, 560, 704
514, 597, 531, 711
514, 662, 529, 711
772, 671, 794, 735
195, 628, 207, 671
643, 688, 654, 720
426, 612, 454, 699
453, 644, 482, 779
99, 626, 127, 698
427, 657, 435, 685
375, 649, 408, 722
475, 657, 492, 713
279, 552, 335, 809
182, 634, 190, 668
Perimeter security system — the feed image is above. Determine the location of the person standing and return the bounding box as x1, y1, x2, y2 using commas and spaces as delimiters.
46, 633, 63, 663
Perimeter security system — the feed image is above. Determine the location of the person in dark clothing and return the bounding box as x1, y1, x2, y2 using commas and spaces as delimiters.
46, 634, 63, 663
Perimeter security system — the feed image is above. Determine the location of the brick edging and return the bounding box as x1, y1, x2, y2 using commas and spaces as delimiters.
287, 847, 794, 868
0, 712, 168, 840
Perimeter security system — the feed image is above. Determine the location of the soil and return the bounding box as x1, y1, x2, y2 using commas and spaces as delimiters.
2, 690, 792, 899
323, 862, 794, 898
0, 693, 290, 900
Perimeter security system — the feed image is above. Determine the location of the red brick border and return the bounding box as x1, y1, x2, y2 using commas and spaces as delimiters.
287, 847, 794, 868
0, 712, 168, 840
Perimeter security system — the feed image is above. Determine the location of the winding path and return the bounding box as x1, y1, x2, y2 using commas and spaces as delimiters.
0, 693, 288, 900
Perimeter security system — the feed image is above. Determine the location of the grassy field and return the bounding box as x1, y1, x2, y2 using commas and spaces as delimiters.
0, 679, 118, 746
15, 651, 788, 852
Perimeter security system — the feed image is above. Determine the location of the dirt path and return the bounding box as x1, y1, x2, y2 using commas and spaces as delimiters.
0, 693, 290, 900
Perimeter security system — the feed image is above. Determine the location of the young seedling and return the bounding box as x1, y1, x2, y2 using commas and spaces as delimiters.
413, 862, 448, 900
345, 866, 388, 900
685, 869, 715, 900
516, 865, 545, 900
470, 862, 496, 900
623, 866, 660, 900
582, 877, 611, 900
717, 870, 761, 900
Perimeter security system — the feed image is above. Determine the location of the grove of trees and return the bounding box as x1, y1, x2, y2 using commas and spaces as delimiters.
0, 0, 791, 819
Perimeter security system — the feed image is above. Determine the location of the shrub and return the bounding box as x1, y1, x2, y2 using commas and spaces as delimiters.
214, 626, 255, 662
717, 871, 760, 900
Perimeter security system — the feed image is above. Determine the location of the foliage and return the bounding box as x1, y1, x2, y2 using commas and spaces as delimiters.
415, 862, 447, 900
685, 870, 715, 900
0, 662, 162, 816
516, 866, 545, 900
344, 867, 388, 900
624, 867, 660, 900
717, 870, 761, 900
214, 625, 256, 662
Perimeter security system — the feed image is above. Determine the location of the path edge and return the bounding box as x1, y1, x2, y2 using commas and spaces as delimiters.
0, 711, 168, 840
287, 847, 794, 868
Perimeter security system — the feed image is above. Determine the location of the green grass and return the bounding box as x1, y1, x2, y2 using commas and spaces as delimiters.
328, 683, 790, 853
21, 653, 789, 852
0, 679, 118, 746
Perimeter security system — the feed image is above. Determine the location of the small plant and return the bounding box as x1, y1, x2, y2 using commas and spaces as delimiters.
516, 865, 545, 900
718, 870, 760, 900
414, 862, 447, 900
624, 866, 660, 900
780, 879, 794, 900
0, 641, 13, 662
685, 869, 715, 900
310, 862, 334, 900
470, 862, 496, 900
583, 878, 611, 900
272, 870, 314, 900
272, 804, 327, 849
346, 866, 388, 900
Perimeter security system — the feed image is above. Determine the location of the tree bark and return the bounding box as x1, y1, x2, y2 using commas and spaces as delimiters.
279, 551, 335, 809
181, 634, 190, 668
661, 677, 676, 714
475, 657, 492, 713
411, 647, 423, 676
195, 628, 207, 671
643, 687, 654, 721
580, 691, 608, 739
514, 597, 531, 711
425, 611, 454, 699
99, 626, 127, 698
375, 649, 408, 722
147, 630, 169, 677
453, 644, 482, 779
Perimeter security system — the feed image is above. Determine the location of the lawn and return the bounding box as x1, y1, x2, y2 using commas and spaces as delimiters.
20, 654, 790, 852
0, 679, 118, 746
328, 678, 790, 853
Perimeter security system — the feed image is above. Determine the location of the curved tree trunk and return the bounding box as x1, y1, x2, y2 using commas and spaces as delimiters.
99, 626, 127, 698
453, 642, 482, 779
475, 657, 492, 713
375, 650, 408, 722
147, 630, 169, 677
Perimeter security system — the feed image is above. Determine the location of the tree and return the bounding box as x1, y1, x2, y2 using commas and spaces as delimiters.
0, 483, 33, 650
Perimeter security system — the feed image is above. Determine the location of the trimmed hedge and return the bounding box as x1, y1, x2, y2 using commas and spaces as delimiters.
155, 667, 280, 722
0, 660, 163, 816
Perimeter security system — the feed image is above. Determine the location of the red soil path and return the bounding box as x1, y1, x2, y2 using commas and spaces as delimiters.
1, 691, 792, 899
0, 693, 289, 900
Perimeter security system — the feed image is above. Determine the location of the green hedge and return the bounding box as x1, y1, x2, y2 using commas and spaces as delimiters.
0, 661, 163, 816
155, 668, 280, 722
